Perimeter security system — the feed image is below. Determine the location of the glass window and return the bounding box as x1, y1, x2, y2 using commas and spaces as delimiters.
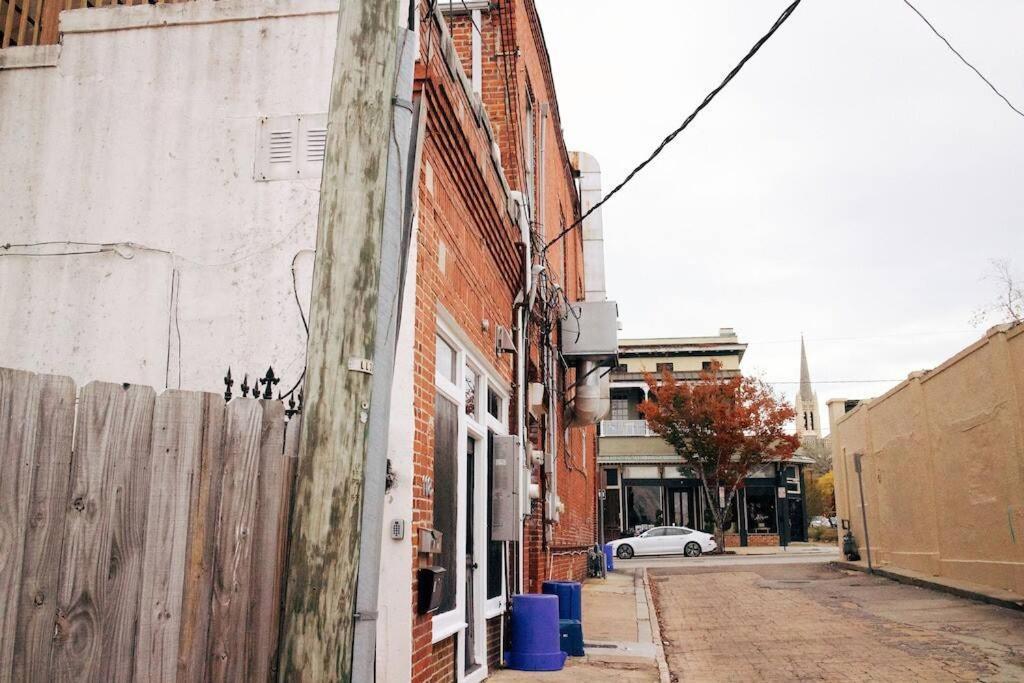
433, 393, 459, 613
646, 528, 667, 537
487, 387, 501, 419
486, 431, 502, 600
626, 485, 663, 529
610, 398, 629, 421
786, 465, 801, 493
656, 362, 674, 372
604, 468, 619, 487
745, 488, 778, 533
464, 366, 478, 417
665, 528, 690, 536
435, 335, 456, 384
702, 361, 713, 371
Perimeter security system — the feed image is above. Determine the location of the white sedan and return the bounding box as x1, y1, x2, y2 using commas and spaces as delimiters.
608, 526, 717, 559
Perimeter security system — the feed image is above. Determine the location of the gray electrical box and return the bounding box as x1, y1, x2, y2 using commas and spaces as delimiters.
560, 300, 619, 365
491, 435, 520, 541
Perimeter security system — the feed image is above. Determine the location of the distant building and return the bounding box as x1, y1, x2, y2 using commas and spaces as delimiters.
598, 329, 809, 547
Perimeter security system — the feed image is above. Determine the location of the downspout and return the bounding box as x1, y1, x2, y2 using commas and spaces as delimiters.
539, 103, 557, 549
510, 191, 532, 596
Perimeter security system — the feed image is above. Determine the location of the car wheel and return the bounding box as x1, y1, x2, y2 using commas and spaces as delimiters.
616, 544, 634, 559
684, 542, 702, 558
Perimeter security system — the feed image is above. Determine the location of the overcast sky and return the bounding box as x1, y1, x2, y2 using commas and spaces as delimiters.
535, 0, 1024, 430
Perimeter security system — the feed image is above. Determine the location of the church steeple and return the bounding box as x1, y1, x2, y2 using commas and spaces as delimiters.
795, 335, 820, 442
799, 336, 813, 402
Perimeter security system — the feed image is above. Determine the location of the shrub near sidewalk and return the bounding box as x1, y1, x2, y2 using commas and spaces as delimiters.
808, 526, 838, 543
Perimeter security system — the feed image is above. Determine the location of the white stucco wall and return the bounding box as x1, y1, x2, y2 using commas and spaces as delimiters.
0, 0, 341, 392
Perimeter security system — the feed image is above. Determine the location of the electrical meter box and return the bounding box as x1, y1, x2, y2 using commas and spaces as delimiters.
560, 300, 619, 365
491, 435, 520, 541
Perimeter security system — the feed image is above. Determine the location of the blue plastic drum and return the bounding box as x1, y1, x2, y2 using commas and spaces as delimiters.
504, 594, 567, 671
541, 580, 582, 621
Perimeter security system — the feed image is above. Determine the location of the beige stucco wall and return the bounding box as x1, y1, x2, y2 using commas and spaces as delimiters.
622, 354, 741, 373
830, 323, 1024, 595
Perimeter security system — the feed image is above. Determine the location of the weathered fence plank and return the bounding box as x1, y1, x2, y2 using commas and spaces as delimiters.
10, 374, 76, 683
52, 382, 156, 682
207, 399, 262, 682
0, 368, 40, 681
0, 367, 301, 683
246, 400, 292, 682
135, 391, 213, 683
176, 393, 226, 683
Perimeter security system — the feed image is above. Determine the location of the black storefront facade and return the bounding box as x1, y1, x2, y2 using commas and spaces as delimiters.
601, 460, 810, 547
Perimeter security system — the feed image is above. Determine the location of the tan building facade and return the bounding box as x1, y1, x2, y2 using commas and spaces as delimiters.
829, 322, 1024, 597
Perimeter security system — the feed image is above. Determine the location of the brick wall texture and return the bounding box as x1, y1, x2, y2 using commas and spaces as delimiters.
409, 0, 598, 680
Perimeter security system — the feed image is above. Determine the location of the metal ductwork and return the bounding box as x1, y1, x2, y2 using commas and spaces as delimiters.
569, 359, 610, 427
564, 151, 616, 428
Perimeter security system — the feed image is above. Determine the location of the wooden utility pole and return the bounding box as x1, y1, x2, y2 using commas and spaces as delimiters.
277, 0, 400, 680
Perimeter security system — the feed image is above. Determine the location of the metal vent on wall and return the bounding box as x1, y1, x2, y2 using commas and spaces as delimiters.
255, 113, 328, 181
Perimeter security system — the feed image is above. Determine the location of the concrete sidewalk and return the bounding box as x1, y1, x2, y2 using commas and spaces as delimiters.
833, 559, 1024, 612
489, 569, 665, 682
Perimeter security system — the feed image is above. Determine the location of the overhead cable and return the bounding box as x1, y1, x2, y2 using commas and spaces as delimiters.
544, 0, 804, 252
901, 0, 1024, 119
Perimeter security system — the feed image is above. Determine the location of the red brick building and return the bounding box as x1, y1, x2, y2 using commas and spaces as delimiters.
376, 1, 617, 681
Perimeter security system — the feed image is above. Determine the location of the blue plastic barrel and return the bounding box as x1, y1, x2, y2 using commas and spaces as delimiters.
504, 594, 567, 671
541, 580, 582, 621
603, 543, 614, 571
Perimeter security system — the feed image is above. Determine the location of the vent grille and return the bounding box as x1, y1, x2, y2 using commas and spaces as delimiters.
269, 131, 294, 164
305, 128, 327, 163
254, 114, 327, 182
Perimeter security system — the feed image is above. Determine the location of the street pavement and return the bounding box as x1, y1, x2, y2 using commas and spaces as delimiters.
649, 559, 1024, 682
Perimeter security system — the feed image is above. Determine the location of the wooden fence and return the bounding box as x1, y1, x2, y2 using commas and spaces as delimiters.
0, 0, 191, 49
0, 367, 301, 682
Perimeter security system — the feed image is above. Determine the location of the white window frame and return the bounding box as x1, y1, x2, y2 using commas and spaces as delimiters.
431, 319, 510, 683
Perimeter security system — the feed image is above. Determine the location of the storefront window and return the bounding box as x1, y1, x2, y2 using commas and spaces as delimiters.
487, 387, 501, 418
745, 488, 778, 533
436, 335, 456, 383
486, 430, 502, 600
626, 485, 664, 530
433, 393, 458, 613
465, 366, 478, 417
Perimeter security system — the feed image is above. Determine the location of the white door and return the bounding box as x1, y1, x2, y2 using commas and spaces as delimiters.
642, 527, 669, 555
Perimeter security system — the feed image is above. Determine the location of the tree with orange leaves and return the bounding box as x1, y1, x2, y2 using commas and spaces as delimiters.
638, 363, 799, 552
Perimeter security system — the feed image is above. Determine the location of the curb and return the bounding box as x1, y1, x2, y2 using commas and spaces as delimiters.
641, 568, 672, 683
830, 561, 1024, 613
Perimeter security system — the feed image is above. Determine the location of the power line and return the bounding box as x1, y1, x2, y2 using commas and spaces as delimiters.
545, 0, 803, 253
745, 329, 975, 345
766, 379, 903, 385
901, 0, 1024, 119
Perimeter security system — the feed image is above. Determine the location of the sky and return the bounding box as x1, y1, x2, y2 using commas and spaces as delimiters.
534, 0, 1024, 431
